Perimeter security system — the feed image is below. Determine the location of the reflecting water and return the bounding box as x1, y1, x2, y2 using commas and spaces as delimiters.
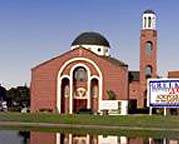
0, 130, 179, 144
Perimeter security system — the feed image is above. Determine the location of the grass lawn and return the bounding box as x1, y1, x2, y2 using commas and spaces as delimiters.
1, 113, 179, 138
0, 112, 178, 129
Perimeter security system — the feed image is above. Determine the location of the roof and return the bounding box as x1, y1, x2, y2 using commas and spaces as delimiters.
101, 56, 127, 67
71, 32, 110, 47
129, 71, 140, 81
144, 9, 156, 14
32, 47, 127, 70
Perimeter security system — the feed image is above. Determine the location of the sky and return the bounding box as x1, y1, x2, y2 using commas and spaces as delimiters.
0, 0, 179, 89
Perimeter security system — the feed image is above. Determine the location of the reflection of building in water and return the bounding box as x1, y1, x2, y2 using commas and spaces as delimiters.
31, 132, 127, 144
98, 135, 127, 144
30, 132, 56, 144
30, 131, 179, 144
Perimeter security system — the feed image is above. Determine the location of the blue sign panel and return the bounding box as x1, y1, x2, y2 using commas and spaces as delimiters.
148, 79, 179, 108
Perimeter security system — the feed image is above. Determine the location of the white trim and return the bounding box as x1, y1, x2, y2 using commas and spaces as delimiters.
56, 133, 60, 144
57, 57, 103, 114
57, 75, 70, 113
69, 134, 72, 144
86, 134, 90, 144
71, 44, 110, 56
90, 75, 100, 80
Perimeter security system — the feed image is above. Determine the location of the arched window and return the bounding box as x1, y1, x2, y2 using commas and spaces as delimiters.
145, 41, 152, 56
91, 78, 98, 98
74, 67, 87, 81
148, 17, 151, 28
144, 17, 147, 28
145, 65, 152, 78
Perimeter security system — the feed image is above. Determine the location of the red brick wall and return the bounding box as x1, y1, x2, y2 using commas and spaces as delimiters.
31, 48, 128, 113
30, 132, 56, 144
168, 71, 179, 78
129, 81, 140, 100
139, 29, 157, 108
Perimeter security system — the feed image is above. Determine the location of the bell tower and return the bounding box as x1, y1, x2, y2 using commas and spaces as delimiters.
139, 10, 157, 108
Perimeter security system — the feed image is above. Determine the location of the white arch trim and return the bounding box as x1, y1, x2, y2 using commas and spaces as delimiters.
57, 57, 103, 114
90, 75, 100, 81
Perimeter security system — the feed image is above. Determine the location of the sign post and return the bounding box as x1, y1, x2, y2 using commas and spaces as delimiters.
147, 79, 179, 115
149, 107, 152, 116
164, 107, 167, 116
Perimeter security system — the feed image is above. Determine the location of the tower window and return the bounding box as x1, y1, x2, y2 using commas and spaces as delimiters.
148, 17, 151, 28
144, 17, 147, 28
145, 41, 152, 56
145, 65, 152, 78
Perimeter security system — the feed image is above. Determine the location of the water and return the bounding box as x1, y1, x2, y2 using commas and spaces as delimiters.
0, 129, 178, 144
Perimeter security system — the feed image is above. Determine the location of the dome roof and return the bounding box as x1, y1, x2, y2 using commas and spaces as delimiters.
71, 32, 110, 47
144, 9, 156, 14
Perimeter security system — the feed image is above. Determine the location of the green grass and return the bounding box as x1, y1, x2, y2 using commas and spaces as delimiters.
0, 112, 179, 129
1, 113, 179, 138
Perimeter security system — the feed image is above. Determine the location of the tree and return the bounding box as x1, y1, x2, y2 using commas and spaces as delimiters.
0, 84, 7, 101
7, 85, 30, 107
106, 90, 116, 100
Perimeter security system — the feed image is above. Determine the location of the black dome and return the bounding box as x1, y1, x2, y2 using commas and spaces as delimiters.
71, 32, 110, 47
144, 9, 156, 14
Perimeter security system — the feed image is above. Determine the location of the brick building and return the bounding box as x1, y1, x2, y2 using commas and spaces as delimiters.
31, 10, 158, 114
129, 10, 158, 110
168, 71, 179, 78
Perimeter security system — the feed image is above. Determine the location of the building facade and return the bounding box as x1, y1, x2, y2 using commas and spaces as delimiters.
31, 32, 128, 114
31, 10, 158, 114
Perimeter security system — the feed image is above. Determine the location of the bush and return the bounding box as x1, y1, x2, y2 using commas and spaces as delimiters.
76, 109, 93, 114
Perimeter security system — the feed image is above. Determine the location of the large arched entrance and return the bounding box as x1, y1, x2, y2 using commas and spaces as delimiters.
57, 58, 103, 114
73, 66, 88, 112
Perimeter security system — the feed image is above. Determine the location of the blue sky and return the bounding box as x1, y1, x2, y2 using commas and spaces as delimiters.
0, 0, 179, 89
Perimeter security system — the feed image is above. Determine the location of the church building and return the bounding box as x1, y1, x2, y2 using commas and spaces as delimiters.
30, 10, 158, 114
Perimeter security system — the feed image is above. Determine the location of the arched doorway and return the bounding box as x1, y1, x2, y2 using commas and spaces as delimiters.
61, 78, 70, 113
91, 78, 99, 112
57, 57, 103, 114
73, 67, 88, 113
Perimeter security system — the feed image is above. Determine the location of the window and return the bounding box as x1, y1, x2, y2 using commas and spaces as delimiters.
148, 17, 151, 28
74, 67, 87, 81
144, 17, 147, 28
145, 41, 152, 56
97, 48, 101, 52
145, 65, 152, 78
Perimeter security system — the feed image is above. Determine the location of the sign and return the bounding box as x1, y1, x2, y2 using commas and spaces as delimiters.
100, 100, 119, 110
147, 79, 179, 108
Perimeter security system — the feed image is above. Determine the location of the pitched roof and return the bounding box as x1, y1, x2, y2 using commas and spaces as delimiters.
32, 47, 128, 70
101, 56, 128, 67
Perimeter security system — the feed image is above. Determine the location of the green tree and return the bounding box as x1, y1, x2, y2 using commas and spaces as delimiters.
106, 90, 116, 100
7, 85, 30, 107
